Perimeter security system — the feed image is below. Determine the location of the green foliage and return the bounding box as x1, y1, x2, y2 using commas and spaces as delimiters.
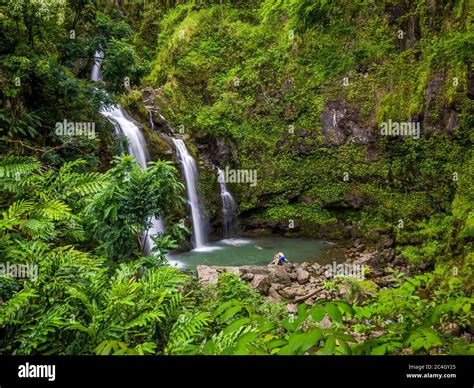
0, 0, 472, 358
215, 272, 257, 303
84, 155, 184, 260
102, 39, 145, 93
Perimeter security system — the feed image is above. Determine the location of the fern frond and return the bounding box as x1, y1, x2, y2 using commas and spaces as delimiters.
165, 311, 211, 354
0, 288, 38, 326
0, 155, 40, 178
14, 305, 68, 355
33, 199, 72, 221
0, 200, 35, 231
126, 310, 166, 329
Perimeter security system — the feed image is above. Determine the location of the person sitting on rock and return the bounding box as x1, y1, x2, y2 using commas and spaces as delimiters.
272, 252, 287, 265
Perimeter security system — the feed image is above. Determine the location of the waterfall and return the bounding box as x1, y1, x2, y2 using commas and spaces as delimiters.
148, 110, 155, 131
90, 50, 104, 82
101, 108, 148, 169
217, 168, 237, 237
91, 50, 164, 253
172, 138, 209, 248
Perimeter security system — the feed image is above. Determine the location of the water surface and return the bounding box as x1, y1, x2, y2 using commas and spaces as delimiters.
167, 237, 345, 269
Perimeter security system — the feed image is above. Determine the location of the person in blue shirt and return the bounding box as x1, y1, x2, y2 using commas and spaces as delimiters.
271, 252, 287, 265
278, 252, 286, 264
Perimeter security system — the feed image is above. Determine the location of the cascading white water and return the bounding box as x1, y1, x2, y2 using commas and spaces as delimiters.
90, 50, 104, 82
148, 110, 155, 131
91, 50, 164, 253
217, 168, 237, 237
101, 108, 149, 169
172, 138, 209, 248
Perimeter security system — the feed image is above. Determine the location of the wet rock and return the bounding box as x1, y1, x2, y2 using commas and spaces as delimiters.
311, 263, 322, 272
356, 252, 375, 265
320, 100, 370, 146
353, 238, 363, 247
379, 235, 394, 248
299, 195, 314, 204
374, 275, 392, 288
417, 262, 428, 270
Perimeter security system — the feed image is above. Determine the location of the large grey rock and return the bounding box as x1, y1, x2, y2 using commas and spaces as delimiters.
240, 265, 270, 275
196, 265, 239, 286
251, 274, 271, 295
296, 268, 310, 285
268, 285, 282, 301
311, 263, 321, 272
196, 265, 219, 285
268, 267, 292, 285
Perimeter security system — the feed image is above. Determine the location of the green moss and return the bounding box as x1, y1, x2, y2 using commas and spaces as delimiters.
140, 0, 472, 257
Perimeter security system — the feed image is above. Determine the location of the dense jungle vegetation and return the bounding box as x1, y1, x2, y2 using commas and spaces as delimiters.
0, 0, 473, 355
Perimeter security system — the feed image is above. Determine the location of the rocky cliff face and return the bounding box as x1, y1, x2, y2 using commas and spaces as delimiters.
143, 0, 472, 245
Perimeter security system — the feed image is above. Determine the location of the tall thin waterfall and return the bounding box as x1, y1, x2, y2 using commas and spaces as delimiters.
90, 50, 104, 82
217, 168, 237, 237
148, 110, 155, 131
91, 50, 164, 253
172, 138, 209, 248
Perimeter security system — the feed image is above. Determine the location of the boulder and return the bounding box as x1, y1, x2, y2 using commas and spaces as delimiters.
311, 263, 321, 272
269, 267, 292, 285
251, 274, 271, 295
196, 265, 219, 285
294, 285, 308, 296
356, 252, 375, 265
241, 273, 254, 282
196, 265, 240, 286
268, 285, 282, 301
296, 268, 310, 285
240, 265, 270, 275
279, 287, 297, 299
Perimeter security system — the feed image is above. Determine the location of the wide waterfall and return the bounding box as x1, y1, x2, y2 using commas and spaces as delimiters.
91, 50, 164, 253
172, 138, 209, 248
217, 168, 237, 237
